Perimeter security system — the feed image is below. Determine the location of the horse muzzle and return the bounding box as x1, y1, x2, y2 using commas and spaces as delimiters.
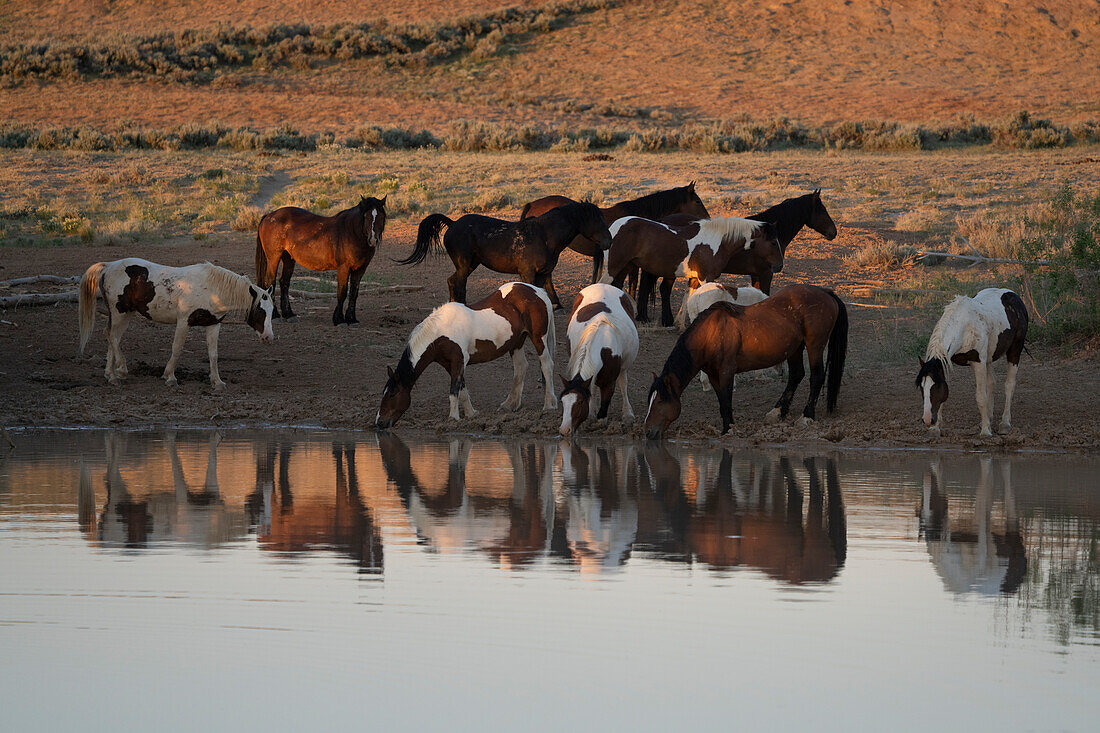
645, 426, 664, 441
376, 417, 394, 431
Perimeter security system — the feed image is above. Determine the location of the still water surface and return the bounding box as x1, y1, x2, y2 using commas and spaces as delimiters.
1, 430, 1098, 731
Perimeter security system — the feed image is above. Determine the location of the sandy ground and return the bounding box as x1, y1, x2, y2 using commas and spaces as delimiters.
2, 219, 1098, 453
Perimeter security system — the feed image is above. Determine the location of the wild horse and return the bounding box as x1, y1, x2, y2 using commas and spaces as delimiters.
256, 195, 387, 326
399, 200, 611, 305
520, 183, 710, 307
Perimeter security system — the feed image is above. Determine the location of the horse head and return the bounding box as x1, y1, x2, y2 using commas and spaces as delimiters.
577, 200, 613, 250
749, 221, 784, 273
246, 283, 276, 343
559, 375, 593, 436
359, 195, 388, 246
809, 189, 838, 240
376, 362, 413, 429
644, 372, 682, 440
915, 357, 949, 428
683, 181, 710, 219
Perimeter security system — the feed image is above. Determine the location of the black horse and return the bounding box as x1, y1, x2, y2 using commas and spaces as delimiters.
398, 200, 612, 304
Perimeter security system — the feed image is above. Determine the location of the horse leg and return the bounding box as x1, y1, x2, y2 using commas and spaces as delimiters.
106, 313, 132, 384
162, 319, 189, 387
626, 266, 640, 299
205, 323, 226, 391
799, 347, 827, 424
447, 259, 474, 305
332, 267, 349, 326
753, 270, 774, 295
532, 332, 557, 410
501, 348, 527, 411
714, 369, 736, 434
278, 254, 297, 321
766, 347, 805, 423
659, 277, 676, 328
998, 361, 1018, 434
972, 361, 992, 437
617, 372, 634, 422
542, 274, 564, 310
635, 273, 654, 323
345, 265, 366, 325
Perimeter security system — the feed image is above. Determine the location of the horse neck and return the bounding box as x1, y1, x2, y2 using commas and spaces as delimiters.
660, 339, 698, 397
207, 265, 253, 311
753, 198, 810, 247
617, 193, 685, 220
927, 300, 974, 361
543, 207, 584, 250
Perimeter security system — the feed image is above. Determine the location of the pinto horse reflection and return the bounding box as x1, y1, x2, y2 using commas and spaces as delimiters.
918, 457, 1026, 595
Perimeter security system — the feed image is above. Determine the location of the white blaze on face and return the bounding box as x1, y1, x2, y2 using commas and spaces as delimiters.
371, 209, 379, 246
921, 375, 934, 426
645, 390, 658, 424
559, 393, 577, 436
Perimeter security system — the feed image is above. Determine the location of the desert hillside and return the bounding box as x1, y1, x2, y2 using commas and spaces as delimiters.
1, 0, 1097, 130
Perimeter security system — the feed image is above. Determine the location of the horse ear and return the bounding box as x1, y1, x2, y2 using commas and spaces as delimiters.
560, 375, 570, 388
689, 181, 696, 190
267, 283, 275, 296
917, 357, 925, 368
386, 366, 395, 380
381, 194, 388, 205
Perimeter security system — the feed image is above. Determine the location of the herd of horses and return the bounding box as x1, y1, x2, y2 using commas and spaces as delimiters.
76, 181, 1030, 440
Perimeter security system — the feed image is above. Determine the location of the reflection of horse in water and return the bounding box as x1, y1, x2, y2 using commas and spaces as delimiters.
638, 446, 847, 583
377, 434, 555, 568
79, 431, 248, 549
247, 440, 382, 575
918, 457, 1026, 595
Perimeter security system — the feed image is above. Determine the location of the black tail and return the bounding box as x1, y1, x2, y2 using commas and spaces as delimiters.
396, 213, 451, 265
590, 249, 604, 283
824, 289, 848, 413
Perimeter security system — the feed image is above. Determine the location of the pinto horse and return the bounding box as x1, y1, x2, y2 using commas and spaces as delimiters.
603, 216, 781, 326
643, 285, 848, 439
375, 282, 557, 428
256, 195, 387, 326
520, 183, 710, 307
79, 258, 275, 390
915, 288, 1028, 438
399, 200, 611, 305
558, 284, 639, 436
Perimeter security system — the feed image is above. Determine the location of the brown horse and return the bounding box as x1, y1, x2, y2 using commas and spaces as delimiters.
398, 200, 610, 305
519, 183, 710, 307
644, 285, 848, 438
604, 216, 782, 326
256, 195, 387, 326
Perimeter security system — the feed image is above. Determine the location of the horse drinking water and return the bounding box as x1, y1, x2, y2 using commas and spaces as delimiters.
256, 195, 387, 325
915, 288, 1028, 438
375, 282, 557, 428
644, 285, 848, 439
79, 258, 275, 390
559, 284, 640, 436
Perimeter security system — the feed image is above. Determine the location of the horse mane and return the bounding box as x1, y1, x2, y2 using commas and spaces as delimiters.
696, 217, 764, 249
406, 305, 452, 363
616, 185, 695, 218
925, 295, 973, 367
750, 193, 814, 247
567, 315, 618, 379
202, 263, 254, 310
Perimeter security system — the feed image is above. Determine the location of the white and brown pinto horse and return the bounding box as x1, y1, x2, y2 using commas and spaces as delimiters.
559, 284, 639, 436
376, 282, 556, 428
79, 258, 275, 390
916, 288, 1028, 438
644, 285, 848, 439
602, 216, 781, 326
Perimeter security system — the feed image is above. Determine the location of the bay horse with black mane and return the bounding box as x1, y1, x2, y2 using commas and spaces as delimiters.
644, 285, 848, 439
603, 216, 782, 326
520, 183, 710, 307
398, 200, 611, 305
256, 195, 387, 326
375, 282, 557, 428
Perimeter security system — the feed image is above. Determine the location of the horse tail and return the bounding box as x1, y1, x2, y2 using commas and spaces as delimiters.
397, 213, 451, 265
824, 289, 848, 413
78, 262, 104, 354
535, 283, 556, 367
254, 227, 270, 287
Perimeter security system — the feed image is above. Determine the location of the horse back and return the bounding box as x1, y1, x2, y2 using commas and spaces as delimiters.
467, 283, 551, 355
260, 205, 367, 269
520, 195, 576, 220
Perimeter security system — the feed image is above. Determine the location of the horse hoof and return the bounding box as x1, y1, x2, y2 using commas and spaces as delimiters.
764, 407, 782, 424
108, 376, 122, 386
500, 400, 520, 412
927, 426, 941, 438
797, 416, 815, 427
285, 315, 300, 323
997, 422, 1011, 434
335, 322, 348, 328
164, 376, 178, 387
212, 380, 227, 392
979, 429, 993, 439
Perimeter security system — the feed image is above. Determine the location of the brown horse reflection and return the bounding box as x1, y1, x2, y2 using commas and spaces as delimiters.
247, 440, 382, 575
638, 446, 847, 583
918, 457, 1026, 595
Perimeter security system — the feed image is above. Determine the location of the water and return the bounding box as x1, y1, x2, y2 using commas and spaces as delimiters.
1, 430, 1098, 731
